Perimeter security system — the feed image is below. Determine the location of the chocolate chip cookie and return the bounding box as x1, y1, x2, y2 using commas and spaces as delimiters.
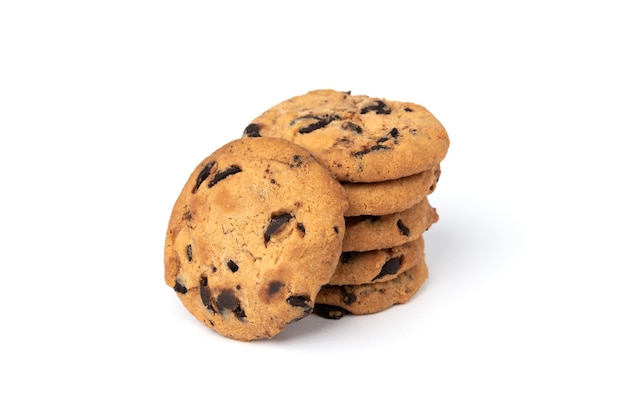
342, 197, 439, 252
242, 89, 450, 182
342, 165, 440, 216
330, 236, 424, 286
314, 259, 429, 319
164, 137, 349, 341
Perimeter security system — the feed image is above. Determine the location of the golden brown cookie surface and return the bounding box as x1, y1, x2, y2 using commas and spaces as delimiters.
330, 237, 424, 286
342, 197, 439, 252
314, 259, 429, 319
242, 89, 449, 182
342, 166, 440, 216
164, 137, 348, 341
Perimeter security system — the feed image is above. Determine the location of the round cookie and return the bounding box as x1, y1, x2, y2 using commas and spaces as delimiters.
164, 137, 349, 341
314, 260, 429, 319
342, 197, 439, 252
342, 165, 439, 216
329, 236, 424, 286
242, 89, 450, 182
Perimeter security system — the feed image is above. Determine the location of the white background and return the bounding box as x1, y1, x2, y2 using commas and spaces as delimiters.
1, 1, 625, 416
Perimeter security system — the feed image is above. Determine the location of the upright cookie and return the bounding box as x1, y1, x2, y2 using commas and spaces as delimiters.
242, 89, 450, 182
342, 197, 439, 252
164, 137, 349, 341
342, 166, 439, 216
330, 236, 424, 286
314, 260, 429, 319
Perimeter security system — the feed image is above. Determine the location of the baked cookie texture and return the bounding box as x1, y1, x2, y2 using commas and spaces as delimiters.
342, 165, 439, 216
329, 236, 424, 286
164, 137, 348, 341
242, 89, 449, 182
314, 259, 429, 319
342, 197, 439, 252
165, 89, 449, 339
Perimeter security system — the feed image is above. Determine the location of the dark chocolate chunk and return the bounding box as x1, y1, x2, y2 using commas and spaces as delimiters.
341, 121, 363, 134
370, 144, 391, 152
208, 165, 242, 188
404, 107, 413, 112
290, 155, 303, 168
186, 245, 193, 262
360, 100, 391, 115
298, 114, 338, 134
397, 219, 411, 236
373, 256, 402, 281
342, 290, 357, 305
389, 127, 399, 137
173, 280, 187, 294
199, 276, 215, 313
216, 289, 246, 319
287, 295, 313, 314
297, 223, 306, 236
264, 212, 293, 244
267, 280, 284, 295
243, 123, 262, 137
193, 161, 215, 193
227, 259, 239, 272
333, 226, 340, 234
313, 303, 351, 320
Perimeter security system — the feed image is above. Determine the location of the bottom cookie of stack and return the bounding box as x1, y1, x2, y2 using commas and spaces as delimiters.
313, 245, 429, 320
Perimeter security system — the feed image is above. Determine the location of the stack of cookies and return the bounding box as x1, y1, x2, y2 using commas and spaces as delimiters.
241, 90, 449, 320
164, 89, 449, 341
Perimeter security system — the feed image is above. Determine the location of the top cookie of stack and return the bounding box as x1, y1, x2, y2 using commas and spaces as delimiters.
242, 89, 449, 184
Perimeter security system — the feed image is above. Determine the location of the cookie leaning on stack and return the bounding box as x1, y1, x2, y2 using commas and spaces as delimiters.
241, 89, 449, 319
164, 137, 349, 341
164, 89, 449, 340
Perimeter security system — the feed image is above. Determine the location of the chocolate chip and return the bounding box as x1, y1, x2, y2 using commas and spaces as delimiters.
216, 289, 246, 319
360, 100, 391, 115
389, 127, 399, 137
404, 107, 413, 112
370, 144, 391, 152
287, 295, 313, 314
199, 276, 215, 313
290, 155, 303, 168
397, 220, 411, 236
243, 123, 262, 137
208, 165, 242, 188
193, 161, 215, 193
341, 121, 363, 134
334, 226, 340, 234
298, 115, 339, 134
342, 290, 357, 305
267, 280, 284, 295
173, 280, 187, 294
373, 256, 402, 281
227, 259, 239, 272
313, 303, 351, 320
186, 245, 193, 262
264, 212, 293, 245
297, 223, 306, 236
